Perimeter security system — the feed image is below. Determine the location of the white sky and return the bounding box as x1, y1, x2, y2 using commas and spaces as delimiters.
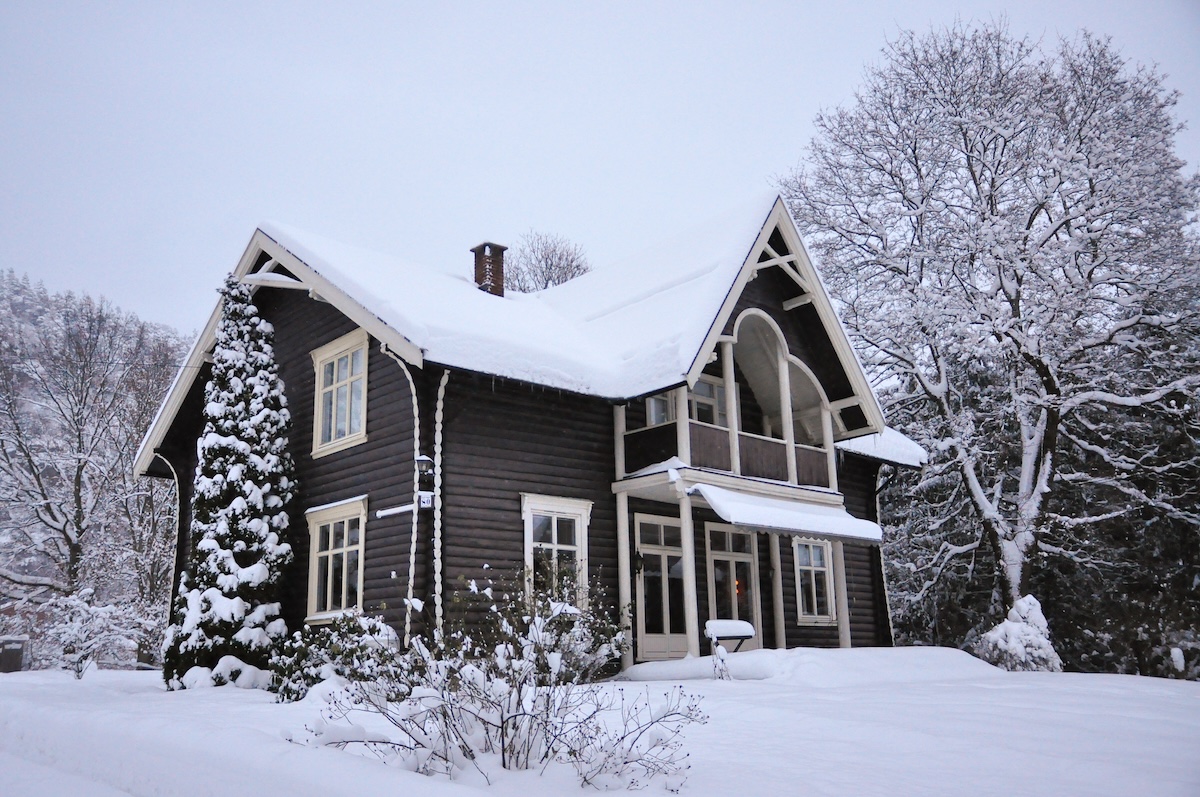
2, 1, 1198, 334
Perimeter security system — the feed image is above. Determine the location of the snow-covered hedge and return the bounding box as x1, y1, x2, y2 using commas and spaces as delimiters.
270, 613, 404, 703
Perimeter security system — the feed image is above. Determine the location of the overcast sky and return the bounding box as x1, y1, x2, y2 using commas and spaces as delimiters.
3, 1, 1198, 334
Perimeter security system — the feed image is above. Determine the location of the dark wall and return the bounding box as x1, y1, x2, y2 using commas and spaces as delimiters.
438, 371, 619, 622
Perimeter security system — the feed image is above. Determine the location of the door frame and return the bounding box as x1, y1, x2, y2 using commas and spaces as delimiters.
634, 512, 689, 661
704, 522, 763, 651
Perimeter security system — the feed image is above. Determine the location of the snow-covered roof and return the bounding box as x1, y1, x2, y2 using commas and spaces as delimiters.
135, 193, 887, 478
835, 427, 928, 468
257, 193, 773, 399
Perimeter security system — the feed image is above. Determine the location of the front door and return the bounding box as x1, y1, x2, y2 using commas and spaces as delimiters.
706, 523, 762, 651
636, 515, 688, 660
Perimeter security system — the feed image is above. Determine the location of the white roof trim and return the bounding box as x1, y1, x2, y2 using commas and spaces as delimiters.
689, 483, 883, 542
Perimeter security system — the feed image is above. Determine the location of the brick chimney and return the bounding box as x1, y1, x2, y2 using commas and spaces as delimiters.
471, 242, 507, 297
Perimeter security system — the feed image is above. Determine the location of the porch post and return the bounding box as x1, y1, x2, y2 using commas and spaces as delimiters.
769, 533, 787, 649
778, 349, 798, 484
678, 493, 701, 657
721, 341, 740, 474
616, 491, 634, 669
675, 386, 691, 466
822, 406, 837, 490
614, 404, 627, 479
832, 540, 852, 648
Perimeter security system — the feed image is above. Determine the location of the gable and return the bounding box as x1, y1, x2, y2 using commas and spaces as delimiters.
684, 198, 884, 439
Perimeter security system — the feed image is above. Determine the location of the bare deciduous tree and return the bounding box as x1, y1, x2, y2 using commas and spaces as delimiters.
504, 230, 591, 292
782, 24, 1200, 663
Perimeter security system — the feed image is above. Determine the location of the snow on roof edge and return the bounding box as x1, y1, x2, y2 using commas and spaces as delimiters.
836, 427, 928, 468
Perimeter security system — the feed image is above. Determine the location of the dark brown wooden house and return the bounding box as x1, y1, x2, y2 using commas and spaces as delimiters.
135, 194, 925, 667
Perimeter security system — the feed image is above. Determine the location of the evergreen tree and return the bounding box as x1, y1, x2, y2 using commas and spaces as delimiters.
163, 276, 295, 688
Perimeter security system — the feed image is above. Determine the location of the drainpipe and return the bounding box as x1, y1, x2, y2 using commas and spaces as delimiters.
380, 342, 422, 646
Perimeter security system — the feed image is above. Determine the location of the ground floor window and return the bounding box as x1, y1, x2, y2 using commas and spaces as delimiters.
794, 538, 834, 623
522, 494, 592, 602
305, 495, 367, 620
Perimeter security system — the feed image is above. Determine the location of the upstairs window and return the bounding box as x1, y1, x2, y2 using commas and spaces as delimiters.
644, 376, 730, 428
311, 329, 368, 457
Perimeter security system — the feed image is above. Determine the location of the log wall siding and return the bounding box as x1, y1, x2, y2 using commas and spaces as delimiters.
438, 372, 619, 625
252, 287, 421, 635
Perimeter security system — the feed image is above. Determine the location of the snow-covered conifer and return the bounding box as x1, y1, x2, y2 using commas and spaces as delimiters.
163, 275, 295, 689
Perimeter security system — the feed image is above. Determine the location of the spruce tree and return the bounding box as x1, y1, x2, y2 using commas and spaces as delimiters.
163, 275, 296, 688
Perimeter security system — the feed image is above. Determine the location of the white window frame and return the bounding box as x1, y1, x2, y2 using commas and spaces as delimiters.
310, 328, 369, 458
305, 495, 368, 622
521, 494, 592, 603
644, 375, 733, 429
703, 522, 762, 647
793, 537, 836, 625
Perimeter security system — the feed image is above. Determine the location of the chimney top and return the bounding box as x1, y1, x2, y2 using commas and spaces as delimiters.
471, 242, 507, 297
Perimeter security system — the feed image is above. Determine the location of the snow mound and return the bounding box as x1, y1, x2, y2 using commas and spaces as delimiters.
620, 645, 1002, 687
974, 595, 1064, 672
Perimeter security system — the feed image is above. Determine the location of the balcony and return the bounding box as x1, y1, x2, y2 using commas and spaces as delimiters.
624, 421, 831, 489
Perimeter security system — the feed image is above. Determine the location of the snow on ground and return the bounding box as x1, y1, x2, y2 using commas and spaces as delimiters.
1, 646, 1197, 797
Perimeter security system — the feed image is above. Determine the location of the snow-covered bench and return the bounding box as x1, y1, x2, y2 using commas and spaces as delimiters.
704, 619, 755, 653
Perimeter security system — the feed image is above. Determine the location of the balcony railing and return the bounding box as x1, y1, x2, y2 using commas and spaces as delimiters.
624, 421, 830, 489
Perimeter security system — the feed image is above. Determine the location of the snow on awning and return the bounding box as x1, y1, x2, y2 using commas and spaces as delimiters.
835, 427, 927, 468
689, 483, 883, 542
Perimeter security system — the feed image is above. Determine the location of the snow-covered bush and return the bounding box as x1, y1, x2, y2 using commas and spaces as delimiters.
292, 574, 704, 789
270, 613, 404, 703
162, 275, 296, 690
974, 595, 1064, 672
37, 590, 150, 678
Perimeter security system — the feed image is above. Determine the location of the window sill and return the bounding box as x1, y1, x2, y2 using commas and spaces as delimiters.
311, 432, 368, 459
796, 616, 837, 627
304, 609, 362, 626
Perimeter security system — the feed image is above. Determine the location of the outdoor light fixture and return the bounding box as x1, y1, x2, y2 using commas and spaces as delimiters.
416, 454, 434, 477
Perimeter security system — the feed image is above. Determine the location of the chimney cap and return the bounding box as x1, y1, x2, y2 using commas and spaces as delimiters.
470, 242, 508, 255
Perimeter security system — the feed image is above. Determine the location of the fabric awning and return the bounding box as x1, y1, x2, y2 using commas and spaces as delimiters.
689, 483, 883, 542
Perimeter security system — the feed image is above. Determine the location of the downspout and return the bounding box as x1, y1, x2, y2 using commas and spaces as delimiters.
380, 342, 422, 646
432, 369, 449, 631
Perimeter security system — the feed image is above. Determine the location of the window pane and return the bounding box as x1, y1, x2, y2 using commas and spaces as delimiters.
557, 517, 575, 546
796, 544, 811, 567
648, 396, 670, 425
642, 554, 664, 634
662, 525, 681, 548
532, 515, 553, 543
322, 361, 335, 388
316, 554, 329, 613
335, 385, 348, 438
713, 559, 733, 619
640, 522, 661, 547
321, 391, 333, 444
799, 570, 813, 615
350, 348, 363, 376
532, 548, 553, 594
731, 532, 750, 553
331, 553, 344, 610
667, 555, 686, 633
332, 520, 344, 550
710, 531, 727, 552
694, 403, 715, 425
557, 550, 577, 598
694, 381, 714, 399
347, 517, 360, 546
346, 549, 359, 610
814, 572, 829, 616
735, 561, 752, 623
318, 523, 330, 552
813, 545, 825, 568
336, 354, 348, 383
349, 378, 363, 434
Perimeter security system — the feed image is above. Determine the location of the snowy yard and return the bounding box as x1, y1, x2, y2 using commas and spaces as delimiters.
1, 647, 1196, 797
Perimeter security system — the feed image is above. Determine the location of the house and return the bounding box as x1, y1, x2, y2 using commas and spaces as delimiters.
134, 194, 925, 668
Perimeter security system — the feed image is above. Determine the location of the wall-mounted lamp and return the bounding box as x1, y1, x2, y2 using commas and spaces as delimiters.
415, 454, 435, 510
